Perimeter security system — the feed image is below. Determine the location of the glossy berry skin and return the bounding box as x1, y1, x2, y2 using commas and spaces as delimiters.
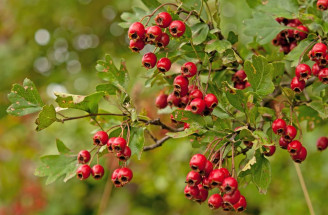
169, 20, 186, 37
203, 160, 213, 177
279, 136, 290, 149
157, 58, 171, 73
221, 177, 238, 194
272, 118, 287, 135
129, 40, 145, 52
128, 22, 145, 41
181, 62, 197, 77
317, 0, 328, 11
173, 75, 189, 97
312, 63, 322, 76
290, 76, 305, 93
167, 93, 180, 107
93, 131, 109, 146
223, 190, 241, 206
107, 137, 116, 153
179, 95, 189, 108
232, 70, 247, 82
233, 195, 247, 212
118, 167, 133, 184
291, 146, 307, 163
155, 32, 170, 48
220, 168, 231, 178
76, 164, 92, 180
91, 164, 104, 180
188, 85, 198, 93
284, 125, 297, 141
202, 177, 211, 190
111, 168, 122, 187
112, 137, 127, 152
208, 193, 223, 209
189, 154, 207, 172
145, 26, 162, 42
116, 146, 131, 162
294, 26, 308, 40
185, 171, 202, 186
318, 68, 328, 84
189, 89, 203, 100
317, 136, 328, 151
155, 93, 168, 109
311, 43, 327, 59
195, 184, 209, 203
204, 94, 218, 109
208, 169, 226, 188
288, 140, 302, 156
77, 150, 91, 164
263, 145, 276, 157
190, 98, 205, 114
295, 64, 311, 80
155, 12, 172, 28
142, 52, 157, 69
184, 185, 199, 200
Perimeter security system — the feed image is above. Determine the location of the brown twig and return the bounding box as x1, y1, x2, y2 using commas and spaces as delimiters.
139, 118, 183, 132
143, 135, 171, 151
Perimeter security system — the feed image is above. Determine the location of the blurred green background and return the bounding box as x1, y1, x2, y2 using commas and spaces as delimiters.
1, 0, 328, 214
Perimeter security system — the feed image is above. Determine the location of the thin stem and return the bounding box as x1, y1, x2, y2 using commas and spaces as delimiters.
140, 3, 179, 24
139, 118, 183, 132
205, 62, 212, 93
204, 137, 219, 155
298, 40, 317, 65
89, 146, 101, 165
190, 40, 201, 62
293, 163, 315, 215
231, 142, 235, 178
204, 1, 214, 24
60, 113, 126, 122
143, 135, 171, 151
207, 138, 222, 159
183, 11, 194, 22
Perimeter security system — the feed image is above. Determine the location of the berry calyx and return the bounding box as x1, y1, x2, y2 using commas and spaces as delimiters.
189, 154, 207, 172
317, 137, 328, 151
190, 98, 206, 115
112, 137, 127, 152
93, 131, 109, 146
167, 93, 180, 107
263, 145, 276, 157
288, 140, 302, 156
173, 75, 189, 97
116, 145, 131, 162
145, 26, 162, 42
284, 125, 297, 141
155, 32, 170, 48
318, 68, 328, 84
77, 150, 91, 164
223, 189, 241, 206
179, 95, 189, 108
185, 171, 202, 186
291, 146, 307, 163
204, 94, 218, 109
317, 0, 328, 11
107, 137, 116, 153
279, 136, 290, 149
142, 52, 157, 69
233, 195, 247, 212
202, 177, 211, 190
91, 164, 104, 180
184, 185, 199, 200
294, 25, 308, 40
155, 93, 168, 109
76, 164, 92, 180
290, 76, 306, 93
155, 12, 172, 28
157, 58, 171, 73
221, 177, 238, 194
128, 22, 145, 41
208, 169, 226, 188
169, 20, 186, 37
208, 194, 223, 209
295, 64, 311, 80
272, 118, 287, 135
111, 168, 122, 187
118, 167, 133, 185
189, 89, 203, 100
181, 62, 197, 77
311, 43, 327, 59
129, 39, 145, 52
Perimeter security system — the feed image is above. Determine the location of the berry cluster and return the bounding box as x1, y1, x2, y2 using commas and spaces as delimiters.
184, 154, 247, 212
317, 136, 328, 151
232, 70, 251, 90
317, 0, 328, 10
76, 131, 133, 187
272, 119, 307, 163
272, 18, 308, 54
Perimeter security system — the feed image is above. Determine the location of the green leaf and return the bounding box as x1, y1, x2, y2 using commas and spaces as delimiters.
191, 23, 209, 45
205, 39, 231, 54
226, 90, 247, 112
35, 105, 58, 131
285, 39, 312, 67
307, 100, 328, 119
258, 0, 299, 18
55, 92, 104, 114
251, 150, 271, 194
56, 139, 71, 154
244, 55, 275, 96
172, 109, 206, 127
119, 7, 148, 28
244, 12, 287, 45
34, 140, 77, 185
227, 31, 238, 45
141, 0, 160, 9
166, 124, 206, 138
246, 0, 263, 9
7, 78, 44, 116
129, 127, 145, 160
96, 83, 117, 95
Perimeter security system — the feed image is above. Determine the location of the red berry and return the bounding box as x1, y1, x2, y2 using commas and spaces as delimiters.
234, 81, 246, 90
318, 54, 328, 67
93, 131, 109, 146
317, 0, 328, 10
204, 94, 218, 109
317, 136, 328, 151
157, 58, 171, 73
142, 52, 157, 69
189, 89, 203, 100
318, 68, 328, 84
129, 39, 145, 52
291, 146, 307, 163
111, 168, 122, 187
128, 22, 145, 41
181, 62, 197, 77
169, 20, 186, 37
179, 95, 189, 108
311, 43, 327, 59
312, 63, 322, 76
118, 167, 133, 185
208, 169, 226, 188
116, 145, 131, 162
195, 184, 209, 203
272, 118, 287, 135
145, 26, 162, 42
185, 171, 202, 186
263, 145, 276, 157
279, 136, 290, 149
155, 93, 168, 109
155, 32, 170, 48
208, 193, 223, 209
223, 190, 241, 206
167, 93, 180, 107
288, 140, 302, 156
220, 168, 231, 178
91, 164, 104, 180
202, 177, 211, 190
295, 64, 311, 80
190, 98, 206, 114
77, 150, 91, 164
185, 105, 192, 111
189, 154, 207, 172
76, 164, 92, 180
155, 12, 172, 28
221, 177, 238, 194
233, 195, 247, 212
184, 185, 199, 200
232, 70, 247, 82
188, 85, 198, 93
107, 137, 115, 153
173, 75, 189, 97
112, 137, 127, 152
203, 160, 213, 177
294, 25, 308, 40
290, 76, 305, 93
284, 125, 297, 141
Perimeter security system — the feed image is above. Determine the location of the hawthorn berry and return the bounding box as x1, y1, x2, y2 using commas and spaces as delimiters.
203, 160, 213, 177
111, 168, 122, 187
142, 52, 157, 69
204, 94, 218, 109
195, 184, 209, 203
76, 164, 92, 180
173, 75, 189, 97
169, 20, 186, 37
145, 26, 162, 42
202, 177, 211, 190
118, 167, 133, 185
190, 98, 206, 114
179, 95, 189, 108
208, 169, 226, 188
157, 57, 171, 73
311, 43, 327, 59
317, 136, 328, 151
184, 185, 199, 200
317, 0, 328, 11
263, 145, 276, 157
181, 62, 197, 77
129, 39, 145, 52
188, 85, 198, 93
112, 137, 127, 152
128, 22, 145, 41
233, 195, 247, 212
167, 93, 180, 107
185, 171, 202, 186
189, 89, 203, 100
189, 154, 207, 172
220, 168, 231, 178
290, 76, 305, 93
155, 32, 170, 48
155, 93, 168, 109
116, 145, 131, 162
232, 70, 247, 82
155, 12, 172, 28
77, 150, 91, 164
208, 193, 223, 209
295, 64, 311, 80
294, 26, 308, 40
291, 146, 307, 163
211, 152, 221, 164
288, 140, 302, 156
279, 136, 290, 149
107, 137, 116, 153
91, 164, 104, 180
93, 131, 109, 146
272, 118, 287, 135
223, 189, 241, 206
318, 68, 328, 84
312, 63, 322, 76
221, 177, 238, 194
234, 81, 246, 90
284, 125, 297, 141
